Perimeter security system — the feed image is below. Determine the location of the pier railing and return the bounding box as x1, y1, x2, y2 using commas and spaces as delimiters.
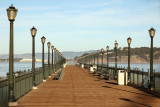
0, 63, 63, 107
0, 79, 8, 107
79, 63, 160, 90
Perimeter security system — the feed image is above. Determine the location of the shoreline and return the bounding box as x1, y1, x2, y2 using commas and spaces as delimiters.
0, 77, 6, 80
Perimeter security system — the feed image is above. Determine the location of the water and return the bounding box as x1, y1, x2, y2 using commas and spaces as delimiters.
0, 62, 160, 77
77, 62, 160, 73
0, 62, 42, 77
67, 61, 76, 65
109, 63, 160, 72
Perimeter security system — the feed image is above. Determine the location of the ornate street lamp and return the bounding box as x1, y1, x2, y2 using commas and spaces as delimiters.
89, 54, 91, 65
57, 50, 60, 68
106, 46, 109, 70
83, 56, 84, 65
83, 56, 85, 65
30, 26, 37, 88
115, 40, 118, 77
94, 53, 96, 65
97, 50, 99, 66
88, 54, 90, 65
51, 45, 54, 65
81, 56, 83, 64
41, 36, 46, 81
101, 48, 104, 76
47, 42, 51, 77
127, 37, 132, 81
85, 55, 87, 65
7, 4, 18, 104
54, 48, 57, 71
87, 54, 90, 68
149, 27, 155, 90
57, 50, 59, 64
101, 48, 104, 66
81, 57, 83, 64
81, 57, 82, 65
91, 53, 93, 65
51, 45, 54, 74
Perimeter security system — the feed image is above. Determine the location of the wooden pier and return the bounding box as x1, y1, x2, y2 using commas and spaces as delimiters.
15, 66, 160, 107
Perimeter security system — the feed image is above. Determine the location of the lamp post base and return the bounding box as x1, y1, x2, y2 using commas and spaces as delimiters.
9, 102, 18, 106
32, 86, 38, 89
43, 80, 46, 82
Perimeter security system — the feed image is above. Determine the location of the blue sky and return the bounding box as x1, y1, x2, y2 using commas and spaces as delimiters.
0, 0, 160, 54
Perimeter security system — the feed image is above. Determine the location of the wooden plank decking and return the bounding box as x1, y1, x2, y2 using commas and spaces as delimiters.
15, 65, 160, 107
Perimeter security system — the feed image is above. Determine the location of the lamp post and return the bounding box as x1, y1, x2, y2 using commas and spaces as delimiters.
127, 37, 132, 81
51, 45, 54, 65
30, 26, 37, 88
115, 40, 118, 77
57, 51, 60, 68
101, 48, 104, 66
85, 55, 87, 65
83, 56, 85, 65
95, 50, 99, 74
89, 54, 91, 66
47, 42, 51, 77
92, 53, 94, 65
57, 50, 59, 68
97, 50, 99, 66
81, 57, 83, 64
101, 48, 104, 76
41, 36, 46, 81
7, 4, 18, 103
149, 27, 155, 91
79, 57, 81, 64
94, 53, 96, 65
106, 46, 109, 70
51, 45, 54, 74
54, 48, 57, 71
91, 53, 93, 65
87, 55, 89, 65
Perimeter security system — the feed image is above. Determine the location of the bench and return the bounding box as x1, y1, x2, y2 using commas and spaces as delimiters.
53, 69, 64, 80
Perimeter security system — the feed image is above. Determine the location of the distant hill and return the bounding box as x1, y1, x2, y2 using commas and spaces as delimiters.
1, 47, 160, 63
76, 47, 160, 63
0, 50, 97, 60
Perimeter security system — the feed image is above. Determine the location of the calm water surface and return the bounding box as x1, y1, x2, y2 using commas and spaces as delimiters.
68, 62, 160, 72
0, 62, 42, 77
0, 62, 160, 77
109, 63, 160, 72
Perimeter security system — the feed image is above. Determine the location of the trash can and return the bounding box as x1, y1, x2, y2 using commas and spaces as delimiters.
90, 67, 94, 72
81, 64, 84, 68
89, 65, 93, 72
93, 65, 97, 71
63, 63, 67, 68
117, 70, 128, 85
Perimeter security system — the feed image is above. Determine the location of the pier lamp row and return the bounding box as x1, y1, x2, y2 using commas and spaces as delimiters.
80, 27, 156, 65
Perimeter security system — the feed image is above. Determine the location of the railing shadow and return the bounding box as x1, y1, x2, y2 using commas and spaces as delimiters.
102, 85, 158, 98
105, 81, 117, 85
119, 98, 152, 107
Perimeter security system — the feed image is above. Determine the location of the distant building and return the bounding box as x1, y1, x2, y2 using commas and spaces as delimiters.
20, 59, 47, 62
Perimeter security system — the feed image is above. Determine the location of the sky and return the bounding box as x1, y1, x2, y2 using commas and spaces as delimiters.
0, 0, 160, 54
